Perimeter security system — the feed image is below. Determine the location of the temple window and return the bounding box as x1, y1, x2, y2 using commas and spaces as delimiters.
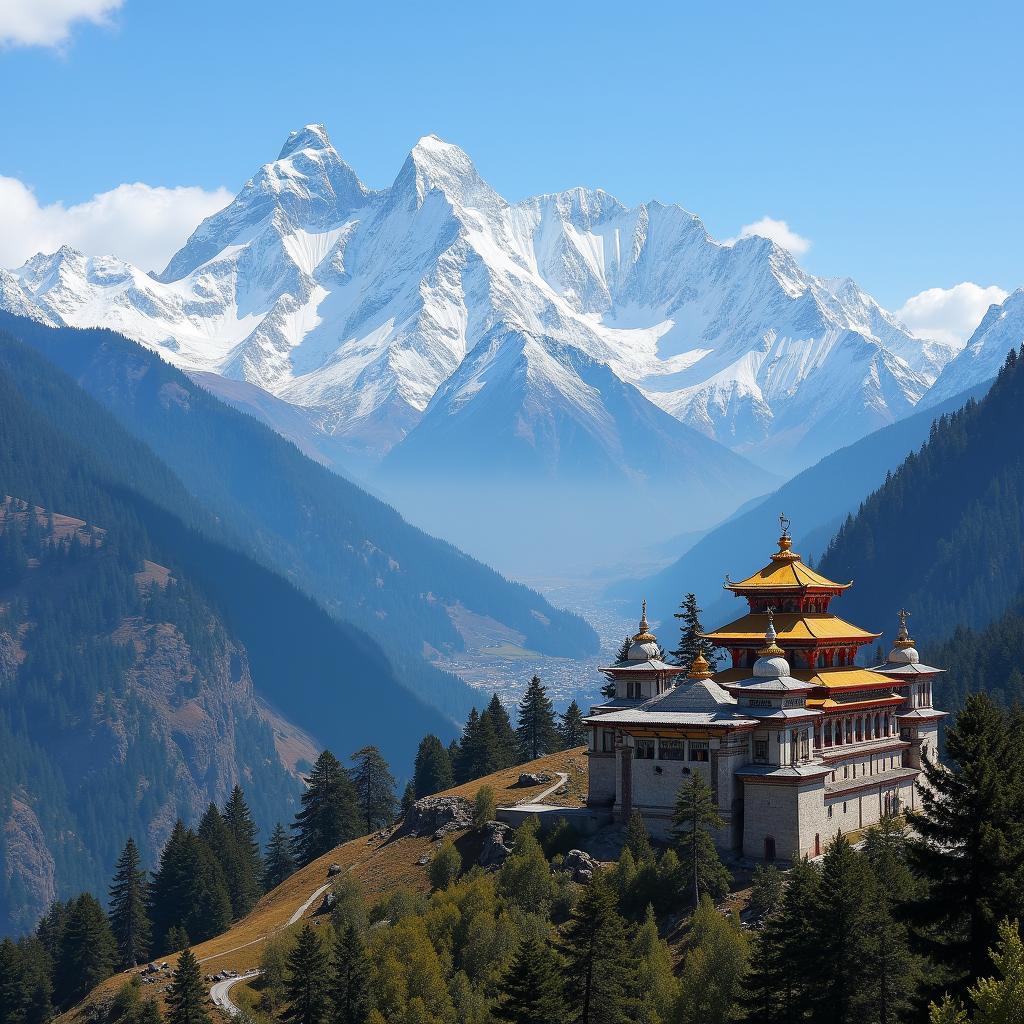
689, 740, 710, 763
800, 731, 810, 760
660, 739, 685, 761
601, 730, 615, 753
753, 739, 769, 763
626, 681, 643, 699
635, 738, 656, 760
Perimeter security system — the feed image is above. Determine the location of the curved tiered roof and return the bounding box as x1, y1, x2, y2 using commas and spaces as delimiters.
725, 530, 851, 595
705, 611, 880, 645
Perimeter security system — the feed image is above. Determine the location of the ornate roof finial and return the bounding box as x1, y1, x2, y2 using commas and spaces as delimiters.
632, 599, 657, 644
772, 514, 797, 560
895, 608, 914, 648
757, 605, 785, 657
688, 651, 714, 680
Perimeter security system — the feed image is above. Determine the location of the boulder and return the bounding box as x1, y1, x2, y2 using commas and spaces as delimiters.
403, 795, 474, 839
518, 772, 552, 787
327, 863, 343, 877
478, 821, 515, 869
556, 849, 600, 883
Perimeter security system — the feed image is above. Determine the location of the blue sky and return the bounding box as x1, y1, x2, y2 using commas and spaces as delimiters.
0, 0, 1020, 336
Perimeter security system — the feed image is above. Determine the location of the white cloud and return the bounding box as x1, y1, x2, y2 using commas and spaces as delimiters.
896, 282, 1009, 347
729, 216, 812, 256
0, 0, 124, 49
0, 176, 233, 274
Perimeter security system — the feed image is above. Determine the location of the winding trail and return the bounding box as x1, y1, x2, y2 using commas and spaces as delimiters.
516, 772, 568, 805
210, 972, 260, 1017
205, 882, 333, 1014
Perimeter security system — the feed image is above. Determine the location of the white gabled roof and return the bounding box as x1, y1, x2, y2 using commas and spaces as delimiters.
585, 679, 758, 729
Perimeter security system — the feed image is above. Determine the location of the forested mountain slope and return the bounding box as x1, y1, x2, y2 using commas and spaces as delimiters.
625, 378, 989, 628
818, 347, 1024, 642
0, 312, 598, 721
0, 335, 457, 935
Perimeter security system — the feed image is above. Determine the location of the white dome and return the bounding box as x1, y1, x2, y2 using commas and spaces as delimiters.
753, 654, 790, 678
628, 640, 660, 662
888, 645, 920, 665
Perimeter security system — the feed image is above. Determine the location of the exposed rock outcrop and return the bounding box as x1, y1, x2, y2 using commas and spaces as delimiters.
556, 849, 600, 883
403, 796, 474, 839
478, 821, 515, 868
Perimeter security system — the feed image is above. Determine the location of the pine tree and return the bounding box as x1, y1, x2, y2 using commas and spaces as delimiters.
165, 948, 210, 1024
412, 735, 454, 798
558, 700, 587, 749
482, 694, 518, 768
0, 938, 28, 1024
55, 893, 117, 1007
745, 858, 820, 1024
623, 809, 654, 864
330, 923, 373, 1024
494, 935, 567, 1024
806, 835, 876, 1024
675, 896, 749, 1024
291, 751, 360, 866
284, 925, 331, 1024
671, 593, 717, 669
223, 786, 263, 918
108, 837, 151, 968
400, 781, 416, 814
350, 746, 398, 833
669, 774, 731, 905
454, 707, 501, 783
631, 906, 679, 1022
907, 694, 1024, 996
263, 823, 296, 891
615, 636, 632, 663
197, 803, 241, 917
515, 675, 559, 762
561, 876, 636, 1024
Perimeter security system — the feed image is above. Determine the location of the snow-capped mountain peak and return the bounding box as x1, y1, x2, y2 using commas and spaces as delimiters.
4, 124, 961, 478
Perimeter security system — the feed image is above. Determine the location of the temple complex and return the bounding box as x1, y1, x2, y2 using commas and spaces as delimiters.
585, 519, 945, 861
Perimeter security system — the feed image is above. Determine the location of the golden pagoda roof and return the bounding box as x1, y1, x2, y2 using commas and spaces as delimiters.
705, 612, 880, 645
725, 531, 851, 593
716, 665, 898, 692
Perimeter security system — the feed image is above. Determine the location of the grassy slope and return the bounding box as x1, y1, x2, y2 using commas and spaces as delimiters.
61, 749, 588, 1022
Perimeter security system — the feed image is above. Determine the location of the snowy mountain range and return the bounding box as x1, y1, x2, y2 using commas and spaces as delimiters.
2, 123, 994, 570
922, 287, 1024, 408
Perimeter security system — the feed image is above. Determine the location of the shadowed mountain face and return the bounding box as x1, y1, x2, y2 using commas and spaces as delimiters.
0, 312, 600, 702
626, 378, 992, 630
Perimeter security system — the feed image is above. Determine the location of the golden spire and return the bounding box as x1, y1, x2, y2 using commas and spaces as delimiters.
757, 606, 786, 657
770, 513, 799, 562
632, 599, 657, 644
688, 651, 714, 680
894, 608, 915, 648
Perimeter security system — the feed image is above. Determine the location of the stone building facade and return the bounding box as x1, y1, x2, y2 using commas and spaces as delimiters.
585, 525, 945, 861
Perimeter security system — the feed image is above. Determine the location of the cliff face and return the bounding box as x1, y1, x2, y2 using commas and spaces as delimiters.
0, 499, 302, 934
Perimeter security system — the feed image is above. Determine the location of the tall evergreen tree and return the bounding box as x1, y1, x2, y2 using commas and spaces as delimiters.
671, 593, 717, 669
148, 821, 232, 953
806, 835, 876, 1024
54, 894, 116, 1007
561, 876, 635, 1024
515, 675, 559, 762
350, 746, 398, 833
412, 735, 454, 798
223, 786, 263, 918
745, 858, 820, 1024
623, 809, 654, 865
454, 708, 501, 783
108, 838, 151, 968
494, 935, 567, 1024
558, 700, 587, 749
669, 774, 731, 905
0, 938, 28, 1024
482, 694, 518, 768
165, 948, 209, 1024
263, 823, 296, 892
330, 922, 373, 1024
291, 751, 360, 866
284, 925, 331, 1024
908, 694, 1024, 996
675, 897, 750, 1024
